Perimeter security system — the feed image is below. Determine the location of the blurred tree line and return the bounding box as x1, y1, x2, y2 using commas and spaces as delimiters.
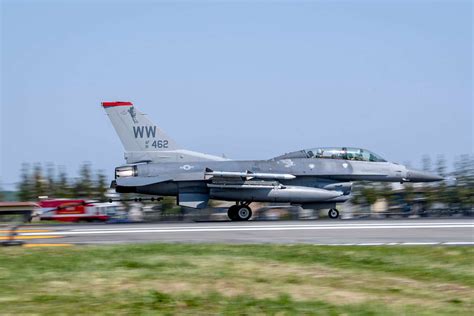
15, 162, 108, 201
351, 154, 474, 210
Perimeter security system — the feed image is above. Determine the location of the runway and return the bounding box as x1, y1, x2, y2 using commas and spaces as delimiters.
8, 218, 473, 246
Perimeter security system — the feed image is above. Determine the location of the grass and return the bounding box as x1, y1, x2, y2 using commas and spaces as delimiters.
0, 244, 473, 315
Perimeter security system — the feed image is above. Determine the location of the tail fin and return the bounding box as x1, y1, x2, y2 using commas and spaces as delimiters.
102, 101, 179, 152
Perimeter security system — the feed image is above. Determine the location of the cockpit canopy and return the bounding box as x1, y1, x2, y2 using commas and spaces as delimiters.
274, 147, 386, 162
306, 147, 386, 162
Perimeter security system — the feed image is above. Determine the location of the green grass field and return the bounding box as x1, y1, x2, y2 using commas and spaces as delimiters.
0, 244, 473, 315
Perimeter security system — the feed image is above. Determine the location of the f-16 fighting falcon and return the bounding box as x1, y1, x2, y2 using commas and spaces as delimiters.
102, 101, 443, 221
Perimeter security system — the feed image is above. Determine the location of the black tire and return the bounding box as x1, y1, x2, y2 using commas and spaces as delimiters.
235, 205, 252, 221
328, 208, 339, 219
227, 205, 238, 221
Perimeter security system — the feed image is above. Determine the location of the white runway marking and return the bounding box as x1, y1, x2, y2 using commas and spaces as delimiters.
397, 242, 439, 245
60, 221, 471, 233
20, 222, 474, 236
442, 241, 474, 245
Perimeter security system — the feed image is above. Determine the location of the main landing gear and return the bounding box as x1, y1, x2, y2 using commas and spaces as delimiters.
227, 203, 252, 221
328, 208, 340, 219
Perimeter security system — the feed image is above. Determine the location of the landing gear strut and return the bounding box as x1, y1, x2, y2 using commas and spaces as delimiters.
227, 203, 252, 221
328, 208, 339, 219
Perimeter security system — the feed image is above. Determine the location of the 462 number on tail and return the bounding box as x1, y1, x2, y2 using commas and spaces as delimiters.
152, 140, 169, 149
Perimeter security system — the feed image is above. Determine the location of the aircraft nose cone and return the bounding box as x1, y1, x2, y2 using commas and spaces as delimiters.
406, 169, 444, 182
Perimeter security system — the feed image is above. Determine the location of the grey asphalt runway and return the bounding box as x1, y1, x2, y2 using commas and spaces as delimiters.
11, 218, 474, 246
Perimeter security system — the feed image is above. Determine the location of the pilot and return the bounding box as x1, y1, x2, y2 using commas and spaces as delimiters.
316, 148, 323, 158
355, 149, 364, 161
341, 147, 348, 160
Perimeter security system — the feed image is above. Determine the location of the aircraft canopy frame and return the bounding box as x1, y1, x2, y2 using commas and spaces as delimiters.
304, 147, 386, 162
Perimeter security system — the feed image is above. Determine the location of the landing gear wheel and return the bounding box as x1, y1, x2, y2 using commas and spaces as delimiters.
328, 208, 339, 219
228, 205, 252, 221
236, 205, 252, 221
227, 205, 238, 221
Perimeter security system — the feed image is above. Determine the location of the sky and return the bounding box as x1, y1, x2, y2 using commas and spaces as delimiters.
1, 0, 472, 190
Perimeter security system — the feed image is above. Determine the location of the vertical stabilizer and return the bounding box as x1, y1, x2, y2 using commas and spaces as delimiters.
102, 101, 179, 152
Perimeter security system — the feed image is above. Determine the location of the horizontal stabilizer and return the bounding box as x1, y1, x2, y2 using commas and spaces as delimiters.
178, 193, 209, 209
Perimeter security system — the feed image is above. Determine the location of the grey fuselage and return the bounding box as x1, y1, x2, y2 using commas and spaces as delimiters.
115, 156, 424, 209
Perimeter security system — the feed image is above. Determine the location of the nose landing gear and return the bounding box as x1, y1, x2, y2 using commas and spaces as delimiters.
328, 208, 339, 219
228, 203, 252, 221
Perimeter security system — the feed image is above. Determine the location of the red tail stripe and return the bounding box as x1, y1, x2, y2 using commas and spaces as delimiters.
102, 101, 133, 107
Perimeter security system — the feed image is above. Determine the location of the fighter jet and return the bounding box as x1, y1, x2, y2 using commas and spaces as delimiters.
102, 101, 443, 221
